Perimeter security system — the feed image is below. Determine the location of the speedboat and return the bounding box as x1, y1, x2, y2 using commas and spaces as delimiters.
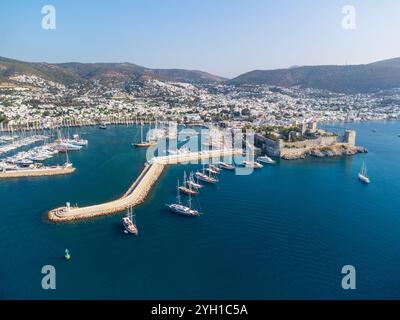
243, 161, 263, 169
257, 156, 275, 164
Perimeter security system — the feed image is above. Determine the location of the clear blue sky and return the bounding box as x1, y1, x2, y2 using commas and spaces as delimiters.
1, 0, 400, 78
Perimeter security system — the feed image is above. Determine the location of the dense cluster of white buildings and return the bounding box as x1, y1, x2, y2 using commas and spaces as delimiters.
1, 74, 400, 131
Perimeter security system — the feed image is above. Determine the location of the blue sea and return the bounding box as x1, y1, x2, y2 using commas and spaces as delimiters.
0, 121, 400, 299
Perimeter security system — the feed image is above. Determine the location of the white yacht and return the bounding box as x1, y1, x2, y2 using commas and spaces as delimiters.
243, 161, 263, 169
257, 155, 275, 164
218, 162, 235, 171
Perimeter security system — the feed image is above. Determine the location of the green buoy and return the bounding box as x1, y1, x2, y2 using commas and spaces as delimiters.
65, 249, 71, 260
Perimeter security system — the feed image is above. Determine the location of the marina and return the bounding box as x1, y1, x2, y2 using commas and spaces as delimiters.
0, 134, 49, 155
0, 130, 87, 179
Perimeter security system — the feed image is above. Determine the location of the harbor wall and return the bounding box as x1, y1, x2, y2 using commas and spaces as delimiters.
48, 149, 242, 223
0, 167, 75, 179
48, 163, 165, 222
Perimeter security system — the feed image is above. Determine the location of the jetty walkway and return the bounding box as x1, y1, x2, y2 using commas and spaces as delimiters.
48, 149, 241, 222
0, 166, 75, 179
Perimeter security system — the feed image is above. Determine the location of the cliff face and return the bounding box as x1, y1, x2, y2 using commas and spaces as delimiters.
281, 143, 368, 160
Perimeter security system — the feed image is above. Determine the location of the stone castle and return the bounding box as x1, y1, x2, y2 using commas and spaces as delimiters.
255, 121, 362, 160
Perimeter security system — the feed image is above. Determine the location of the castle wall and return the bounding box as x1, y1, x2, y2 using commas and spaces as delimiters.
256, 130, 356, 159
254, 134, 281, 157
279, 136, 337, 149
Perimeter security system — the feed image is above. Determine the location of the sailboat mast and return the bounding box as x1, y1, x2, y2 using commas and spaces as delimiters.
177, 179, 181, 204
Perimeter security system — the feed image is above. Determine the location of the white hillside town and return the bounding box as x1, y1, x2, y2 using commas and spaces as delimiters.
1, 73, 400, 132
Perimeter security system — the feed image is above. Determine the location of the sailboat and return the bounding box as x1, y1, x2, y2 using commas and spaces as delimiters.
218, 161, 235, 171
358, 162, 370, 184
207, 164, 221, 174
166, 183, 200, 217
178, 172, 199, 196
122, 206, 138, 235
186, 171, 203, 189
133, 124, 156, 147
195, 166, 219, 184
64, 150, 73, 168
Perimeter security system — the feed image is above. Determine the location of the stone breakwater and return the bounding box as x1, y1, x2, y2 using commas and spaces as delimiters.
0, 166, 76, 179
48, 149, 243, 223
48, 163, 165, 223
281, 143, 368, 160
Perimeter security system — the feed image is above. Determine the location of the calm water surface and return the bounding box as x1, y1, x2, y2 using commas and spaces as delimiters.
1, 121, 400, 299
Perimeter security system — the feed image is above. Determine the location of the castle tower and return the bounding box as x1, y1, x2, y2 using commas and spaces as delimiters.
344, 130, 356, 146
300, 122, 307, 135
308, 121, 318, 134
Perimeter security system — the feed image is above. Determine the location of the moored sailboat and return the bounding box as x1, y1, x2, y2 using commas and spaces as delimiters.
195, 166, 219, 184
122, 206, 138, 235
178, 173, 199, 196
166, 184, 200, 217
133, 124, 156, 147
186, 171, 203, 189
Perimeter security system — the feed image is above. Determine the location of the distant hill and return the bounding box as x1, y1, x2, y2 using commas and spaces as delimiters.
3, 56, 400, 93
229, 58, 400, 93
0, 57, 226, 87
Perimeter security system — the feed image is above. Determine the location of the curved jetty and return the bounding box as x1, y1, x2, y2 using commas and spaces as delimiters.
0, 166, 75, 179
48, 149, 241, 223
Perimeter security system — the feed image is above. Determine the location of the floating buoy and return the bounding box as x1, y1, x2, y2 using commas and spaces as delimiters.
65, 249, 71, 260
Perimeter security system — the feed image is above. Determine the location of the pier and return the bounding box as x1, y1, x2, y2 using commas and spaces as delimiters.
0, 166, 76, 179
48, 149, 242, 222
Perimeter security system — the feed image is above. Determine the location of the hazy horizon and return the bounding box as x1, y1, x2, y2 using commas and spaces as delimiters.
1, 0, 400, 78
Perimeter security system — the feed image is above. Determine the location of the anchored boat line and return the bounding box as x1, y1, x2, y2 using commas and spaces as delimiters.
48, 149, 242, 223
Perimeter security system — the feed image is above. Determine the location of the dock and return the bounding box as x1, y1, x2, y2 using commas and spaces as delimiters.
0, 166, 76, 179
48, 149, 241, 222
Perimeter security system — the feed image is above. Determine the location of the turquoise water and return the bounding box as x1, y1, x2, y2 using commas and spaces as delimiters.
1, 122, 400, 299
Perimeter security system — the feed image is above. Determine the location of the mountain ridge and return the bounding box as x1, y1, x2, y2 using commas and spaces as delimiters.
229, 58, 400, 92
2, 56, 400, 93
0, 56, 226, 87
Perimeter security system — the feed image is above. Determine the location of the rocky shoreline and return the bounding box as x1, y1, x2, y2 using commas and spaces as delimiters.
281, 144, 368, 160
